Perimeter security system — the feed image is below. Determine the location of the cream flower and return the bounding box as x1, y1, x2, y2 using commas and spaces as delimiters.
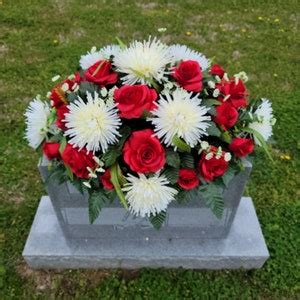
24, 98, 50, 149
123, 173, 178, 217
114, 37, 172, 85
79, 46, 103, 70
168, 44, 210, 70
149, 88, 211, 147
64, 92, 121, 153
249, 99, 274, 144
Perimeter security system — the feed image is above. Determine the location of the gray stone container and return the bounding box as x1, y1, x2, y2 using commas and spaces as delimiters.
38, 157, 252, 241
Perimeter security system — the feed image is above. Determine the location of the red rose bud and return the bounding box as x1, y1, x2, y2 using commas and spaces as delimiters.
114, 85, 157, 119
214, 101, 238, 130
42, 142, 60, 160
84, 60, 118, 87
178, 169, 200, 190
56, 105, 69, 130
123, 129, 166, 173
100, 169, 114, 190
216, 78, 248, 108
50, 73, 81, 108
173, 60, 203, 92
229, 137, 254, 157
61, 144, 96, 179
198, 151, 229, 182
210, 64, 225, 78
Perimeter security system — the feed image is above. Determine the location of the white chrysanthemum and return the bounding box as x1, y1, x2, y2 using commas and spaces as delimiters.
150, 88, 211, 147
114, 37, 172, 85
249, 99, 274, 144
123, 173, 178, 218
169, 44, 210, 70
100, 44, 121, 60
79, 47, 103, 70
24, 99, 50, 149
64, 92, 121, 153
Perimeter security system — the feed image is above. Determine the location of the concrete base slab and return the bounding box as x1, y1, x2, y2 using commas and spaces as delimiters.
23, 196, 269, 269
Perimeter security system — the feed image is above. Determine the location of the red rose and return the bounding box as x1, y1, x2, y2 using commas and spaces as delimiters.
214, 101, 238, 130
210, 64, 225, 78
229, 137, 254, 157
56, 105, 69, 130
123, 129, 166, 173
50, 73, 81, 108
84, 60, 118, 87
61, 144, 95, 179
42, 142, 60, 160
216, 78, 248, 108
198, 151, 228, 182
114, 85, 157, 119
100, 169, 114, 190
173, 60, 203, 92
178, 169, 200, 190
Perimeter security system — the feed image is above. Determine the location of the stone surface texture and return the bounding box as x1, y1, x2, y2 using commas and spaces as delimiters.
23, 196, 269, 269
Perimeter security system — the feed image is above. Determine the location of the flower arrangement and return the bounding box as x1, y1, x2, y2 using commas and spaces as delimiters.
25, 37, 275, 228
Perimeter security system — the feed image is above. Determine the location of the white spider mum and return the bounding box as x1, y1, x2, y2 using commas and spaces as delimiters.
114, 37, 172, 85
123, 173, 178, 218
249, 99, 274, 144
24, 98, 50, 149
79, 46, 103, 70
149, 88, 211, 147
169, 44, 210, 70
100, 44, 121, 60
64, 92, 121, 153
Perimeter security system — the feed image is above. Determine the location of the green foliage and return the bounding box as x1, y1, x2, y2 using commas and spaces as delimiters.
88, 191, 108, 224
180, 153, 195, 169
166, 149, 180, 168
162, 167, 179, 184
221, 162, 240, 187
198, 184, 224, 219
206, 122, 222, 137
102, 149, 122, 167
45, 163, 68, 185
149, 211, 167, 230
171, 135, 191, 152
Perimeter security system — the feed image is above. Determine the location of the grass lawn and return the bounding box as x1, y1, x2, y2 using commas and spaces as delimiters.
1, 0, 299, 298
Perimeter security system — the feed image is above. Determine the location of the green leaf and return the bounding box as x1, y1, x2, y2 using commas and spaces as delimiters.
65, 164, 74, 181
110, 164, 128, 209
149, 211, 167, 230
172, 135, 191, 152
115, 36, 126, 49
88, 192, 108, 224
67, 92, 77, 102
198, 184, 224, 219
102, 149, 122, 167
45, 163, 68, 185
221, 164, 239, 187
59, 136, 67, 154
243, 127, 273, 161
180, 153, 195, 169
207, 122, 222, 137
116, 126, 131, 150
176, 188, 198, 204
202, 99, 222, 106
72, 179, 85, 194
162, 167, 179, 184
166, 149, 180, 168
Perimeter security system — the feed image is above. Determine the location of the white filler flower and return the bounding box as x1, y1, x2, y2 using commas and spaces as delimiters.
24, 99, 50, 149
79, 46, 103, 70
249, 98, 274, 144
114, 37, 172, 85
64, 92, 121, 153
169, 44, 210, 70
123, 173, 178, 217
150, 88, 211, 147
100, 44, 121, 60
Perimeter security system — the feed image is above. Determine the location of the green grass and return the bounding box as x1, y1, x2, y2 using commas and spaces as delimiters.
1, 0, 299, 298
